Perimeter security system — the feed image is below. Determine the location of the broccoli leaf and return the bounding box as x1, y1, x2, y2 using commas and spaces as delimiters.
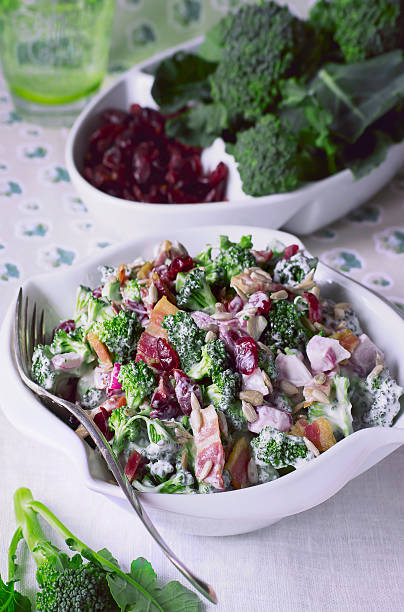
310, 50, 404, 143
107, 557, 200, 612
165, 103, 228, 148
151, 51, 217, 113
0, 576, 31, 612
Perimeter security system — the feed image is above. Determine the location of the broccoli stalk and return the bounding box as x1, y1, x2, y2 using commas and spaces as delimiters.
75, 285, 115, 333
118, 361, 156, 412
309, 375, 353, 437
0, 526, 31, 610
11, 488, 200, 611
175, 268, 217, 314
187, 338, 229, 380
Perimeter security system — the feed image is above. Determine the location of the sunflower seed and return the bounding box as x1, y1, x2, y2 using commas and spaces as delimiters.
252, 267, 272, 280
199, 459, 213, 481
270, 289, 288, 300
242, 400, 258, 423
75, 424, 89, 439
311, 389, 330, 404
314, 322, 333, 335
148, 282, 158, 304
248, 314, 268, 340
215, 302, 226, 312
376, 352, 384, 367
310, 286, 320, 298
303, 437, 320, 457
261, 369, 273, 393
211, 311, 233, 321
303, 316, 316, 332
247, 458, 258, 484
336, 321, 346, 330
181, 449, 188, 470
217, 410, 228, 438
175, 427, 193, 440
190, 409, 202, 433
292, 400, 306, 414
258, 341, 273, 356
313, 373, 326, 385
296, 279, 316, 291
334, 307, 345, 320
234, 285, 248, 301
250, 271, 271, 284
280, 380, 299, 396
205, 330, 217, 343
369, 364, 384, 379
161, 420, 177, 428
240, 389, 264, 406
335, 301, 351, 309
190, 392, 201, 412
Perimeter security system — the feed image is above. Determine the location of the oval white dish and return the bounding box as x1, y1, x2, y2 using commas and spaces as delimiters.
1, 225, 403, 536
65, 38, 404, 237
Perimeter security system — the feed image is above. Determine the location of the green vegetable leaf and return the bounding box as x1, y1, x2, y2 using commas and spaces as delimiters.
151, 52, 217, 113
107, 557, 200, 612
165, 103, 228, 147
0, 575, 31, 612
197, 22, 225, 62
344, 130, 393, 179
310, 50, 404, 142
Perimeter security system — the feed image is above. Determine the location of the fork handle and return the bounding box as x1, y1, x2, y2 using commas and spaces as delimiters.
43, 393, 217, 605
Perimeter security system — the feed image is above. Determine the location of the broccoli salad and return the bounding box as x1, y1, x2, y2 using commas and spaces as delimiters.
31, 236, 403, 494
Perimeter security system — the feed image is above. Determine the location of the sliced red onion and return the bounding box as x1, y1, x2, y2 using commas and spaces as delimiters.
306, 335, 350, 374
248, 404, 292, 434
275, 353, 312, 387
109, 363, 122, 391
51, 352, 84, 371
242, 368, 269, 396
191, 311, 218, 332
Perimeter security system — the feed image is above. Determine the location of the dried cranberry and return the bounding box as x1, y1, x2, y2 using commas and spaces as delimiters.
95, 407, 113, 440
227, 295, 244, 314
101, 109, 129, 126
234, 336, 259, 375
283, 244, 299, 260
157, 338, 179, 371
103, 146, 122, 169
251, 249, 273, 264
167, 255, 194, 280
249, 291, 271, 315
302, 291, 322, 323
124, 449, 142, 483
150, 373, 181, 419
173, 369, 203, 416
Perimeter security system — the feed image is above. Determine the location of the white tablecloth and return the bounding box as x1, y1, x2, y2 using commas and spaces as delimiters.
1, 57, 404, 612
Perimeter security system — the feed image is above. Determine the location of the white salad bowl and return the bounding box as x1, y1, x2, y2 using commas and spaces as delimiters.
65, 37, 404, 237
1, 225, 403, 536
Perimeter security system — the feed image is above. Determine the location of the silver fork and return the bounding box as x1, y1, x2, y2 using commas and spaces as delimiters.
13, 288, 218, 605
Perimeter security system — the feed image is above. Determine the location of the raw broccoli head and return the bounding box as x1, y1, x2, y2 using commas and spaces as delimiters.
309, 375, 353, 437
96, 310, 142, 363
162, 310, 205, 372
258, 348, 279, 382
75, 286, 115, 333
351, 367, 403, 429
118, 360, 156, 411
121, 279, 141, 303
251, 426, 315, 469
187, 338, 229, 380
273, 252, 318, 287
32, 344, 58, 390
227, 114, 301, 196
209, 1, 313, 123
194, 245, 225, 286
267, 298, 313, 351
175, 267, 217, 314
206, 369, 247, 431
36, 556, 115, 612
215, 234, 256, 282
311, 0, 404, 63
108, 406, 141, 455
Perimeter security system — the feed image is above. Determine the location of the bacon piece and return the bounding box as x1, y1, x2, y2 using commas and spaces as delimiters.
124, 450, 142, 483
225, 437, 250, 489
87, 331, 113, 369
146, 296, 178, 338
331, 328, 360, 355
192, 405, 225, 491
290, 417, 336, 452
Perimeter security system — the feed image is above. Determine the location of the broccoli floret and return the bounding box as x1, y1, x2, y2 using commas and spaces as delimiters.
227, 114, 301, 196
175, 268, 217, 314
134, 468, 195, 494
51, 328, 94, 365
96, 310, 142, 363
31, 342, 88, 394
209, 2, 313, 123
14, 488, 116, 612
273, 252, 318, 287
162, 310, 205, 372
215, 235, 256, 282
101, 279, 121, 302
187, 338, 229, 380
267, 299, 313, 351
206, 369, 247, 431
309, 375, 353, 437
258, 348, 279, 382
311, 0, 404, 64
351, 367, 403, 429
11, 487, 200, 611
121, 279, 142, 303
108, 406, 141, 455
251, 426, 315, 469
118, 361, 156, 412
194, 244, 225, 286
